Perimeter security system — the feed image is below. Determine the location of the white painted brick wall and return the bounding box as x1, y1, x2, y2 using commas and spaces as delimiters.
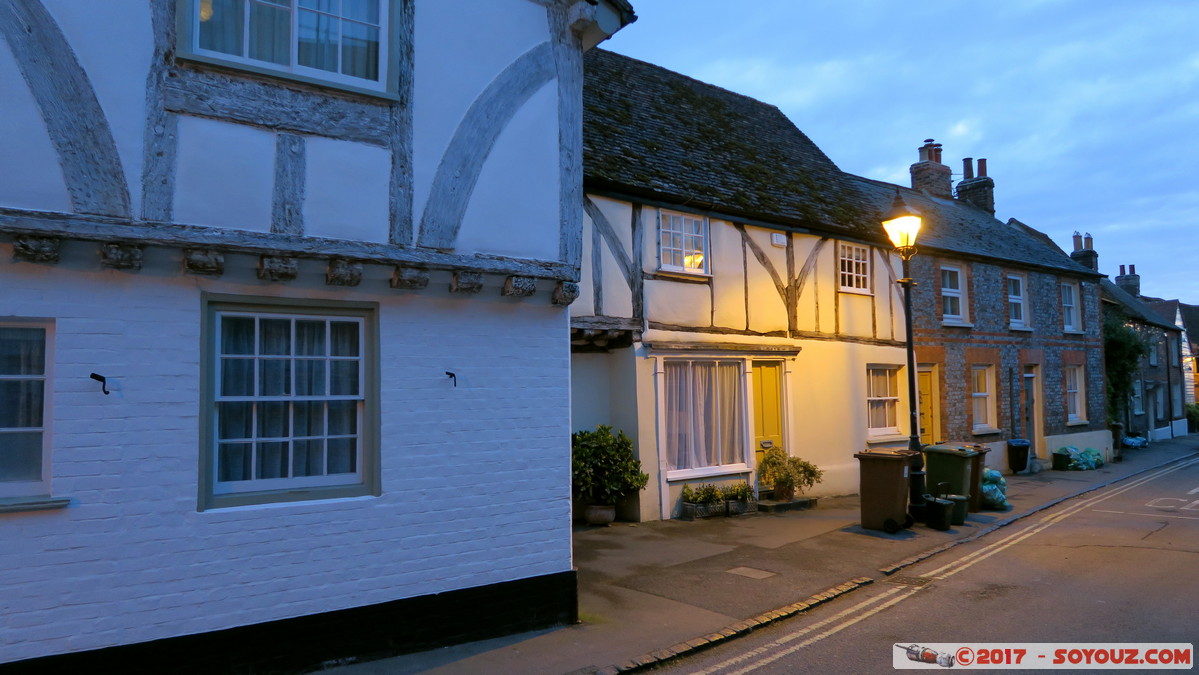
0, 258, 573, 663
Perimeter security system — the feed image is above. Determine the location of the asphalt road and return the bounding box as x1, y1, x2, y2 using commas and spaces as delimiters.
655, 456, 1199, 674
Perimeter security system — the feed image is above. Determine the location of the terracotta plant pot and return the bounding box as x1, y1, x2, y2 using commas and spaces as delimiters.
583, 504, 616, 525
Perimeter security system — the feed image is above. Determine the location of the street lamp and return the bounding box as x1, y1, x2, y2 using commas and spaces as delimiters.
882, 190, 923, 455
882, 190, 926, 519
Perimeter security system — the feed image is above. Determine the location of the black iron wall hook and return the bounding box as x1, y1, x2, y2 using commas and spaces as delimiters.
445, 371, 457, 387
90, 373, 110, 395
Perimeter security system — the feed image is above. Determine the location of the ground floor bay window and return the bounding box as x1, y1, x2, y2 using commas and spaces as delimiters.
662, 359, 747, 477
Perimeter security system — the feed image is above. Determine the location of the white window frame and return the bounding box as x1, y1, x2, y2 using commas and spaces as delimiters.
660, 358, 749, 480
1132, 379, 1144, 415
658, 210, 710, 275
1065, 365, 1086, 423
178, 0, 397, 96
1006, 273, 1028, 329
1172, 382, 1183, 418
839, 243, 871, 294
201, 296, 379, 510
1061, 281, 1080, 332
866, 365, 901, 437
971, 365, 997, 432
0, 322, 53, 499
1168, 335, 1180, 366
940, 265, 967, 324
1154, 386, 1166, 421
1149, 339, 1159, 366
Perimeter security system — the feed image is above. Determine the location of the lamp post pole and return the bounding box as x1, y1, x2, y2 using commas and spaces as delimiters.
882, 189, 926, 519
898, 252, 922, 456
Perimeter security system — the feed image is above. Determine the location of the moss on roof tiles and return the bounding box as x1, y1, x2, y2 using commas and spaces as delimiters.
583, 49, 882, 238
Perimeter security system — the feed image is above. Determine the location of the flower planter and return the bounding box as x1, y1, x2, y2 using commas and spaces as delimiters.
680, 500, 758, 520
679, 501, 724, 521
725, 499, 758, 516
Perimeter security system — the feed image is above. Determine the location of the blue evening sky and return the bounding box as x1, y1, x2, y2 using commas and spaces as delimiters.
603, 0, 1199, 301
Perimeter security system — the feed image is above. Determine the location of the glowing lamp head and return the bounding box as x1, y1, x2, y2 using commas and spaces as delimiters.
882, 191, 922, 250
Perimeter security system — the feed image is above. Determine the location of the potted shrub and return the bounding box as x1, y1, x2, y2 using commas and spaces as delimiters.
679, 483, 725, 520
571, 425, 649, 525
758, 446, 823, 502
723, 480, 757, 516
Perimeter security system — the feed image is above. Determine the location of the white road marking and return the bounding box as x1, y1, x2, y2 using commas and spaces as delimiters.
691, 457, 1199, 675
1092, 508, 1199, 520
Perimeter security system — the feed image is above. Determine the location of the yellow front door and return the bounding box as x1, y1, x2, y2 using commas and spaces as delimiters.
752, 361, 784, 471
917, 370, 936, 445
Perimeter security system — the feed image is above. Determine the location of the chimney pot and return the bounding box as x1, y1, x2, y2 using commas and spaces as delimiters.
963, 158, 975, 180
911, 139, 953, 197
977, 158, 987, 177
1120, 265, 1126, 275
1130, 264, 1136, 274
1072, 232, 1083, 251
1083, 233, 1093, 250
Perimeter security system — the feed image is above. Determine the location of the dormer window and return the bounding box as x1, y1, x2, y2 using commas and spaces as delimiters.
659, 210, 709, 275
181, 0, 395, 95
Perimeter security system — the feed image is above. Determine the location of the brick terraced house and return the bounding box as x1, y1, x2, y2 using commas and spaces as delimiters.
848, 142, 1111, 469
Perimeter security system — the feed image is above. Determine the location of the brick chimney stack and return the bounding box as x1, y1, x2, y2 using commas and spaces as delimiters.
1115, 264, 1141, 297
910, 139, 953, 198
1069, 230, 1098, 271
956, 157, 996, 214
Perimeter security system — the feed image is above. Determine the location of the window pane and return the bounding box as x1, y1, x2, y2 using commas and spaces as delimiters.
341, 21, 379, 80
220, 316, 255, 355
257, 441, 289, 478
330, 322, 359, 356
941, 269, 959, 290
293, 439, 325, 476
328, 401, 357, 435
257, 401, 289, 439
295, 320, 326, 356
0, 327, 46, 375
199, 0, 246, 56
0, 381, 43, 428
868, 400, 888, 428
260, 319, 291, 355
218, 442, 252, 481
330, 360, 359, 395
299, 0, 335, 10
298, 9, 339, 73
294, 401, 325, 436
343, 0, 379, 23
973, 397, 989, 425
295, 359, 326, 396
248, 1, 290, 65
259, 359, 291, 396
1009, 302, 1023, 322
221, 358, 254, 396
972, 369, 986, 394
943, 296, 960, 317
0, 431, 42, 482
327, 437, 356, 474
217, 401, 253, 440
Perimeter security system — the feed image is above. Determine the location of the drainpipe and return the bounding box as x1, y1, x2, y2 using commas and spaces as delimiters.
1009, 367, 1019, 437
1166, 333, 1175, 437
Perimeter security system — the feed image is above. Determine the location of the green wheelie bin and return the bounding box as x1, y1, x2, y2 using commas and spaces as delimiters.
923, 444, 977, 520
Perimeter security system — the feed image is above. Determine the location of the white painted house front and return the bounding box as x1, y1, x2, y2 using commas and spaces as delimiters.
576, 51, 910, 521
0, 0, 633, 669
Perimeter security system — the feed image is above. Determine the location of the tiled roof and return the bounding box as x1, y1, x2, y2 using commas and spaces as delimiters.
582, 49, 883, 240
1101, 280, 1180, 331
584, 49, 1103, 277
1143, 297, 1199, 352
847, 176, 1101, 277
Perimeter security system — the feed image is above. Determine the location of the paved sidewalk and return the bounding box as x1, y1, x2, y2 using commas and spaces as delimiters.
333, 436, 1199, 675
